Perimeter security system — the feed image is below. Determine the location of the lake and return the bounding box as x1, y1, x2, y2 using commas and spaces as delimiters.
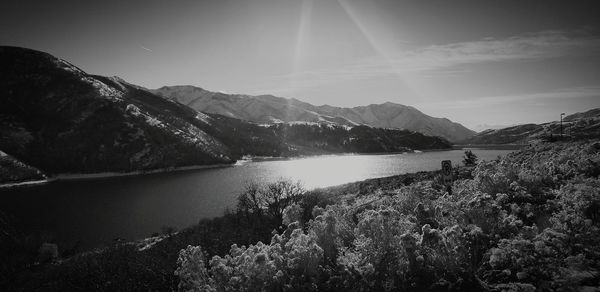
0, 149, 514, 250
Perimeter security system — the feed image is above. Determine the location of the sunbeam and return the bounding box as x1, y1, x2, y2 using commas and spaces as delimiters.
336, 0, 421, 100
336, 0, 390, 64
290, 0, 314, 93
285, 0, 314, 120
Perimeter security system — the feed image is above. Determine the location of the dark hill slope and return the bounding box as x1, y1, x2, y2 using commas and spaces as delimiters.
0, 46, 233, 174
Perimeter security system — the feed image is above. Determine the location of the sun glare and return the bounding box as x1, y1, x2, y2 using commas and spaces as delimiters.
290, 0, 314, 94
275, 155, 372, 188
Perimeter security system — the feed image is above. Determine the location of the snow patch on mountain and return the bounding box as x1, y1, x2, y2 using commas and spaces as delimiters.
268, 117, 284, 123
55, 59, 86, 75
288, 121, 321, 126
126, 104, 142, 116
124, 104, 164, 128
107, 76, 128, 91
195, 112, 212, 124
144, 116, 163, 127
87, 78, 123, 99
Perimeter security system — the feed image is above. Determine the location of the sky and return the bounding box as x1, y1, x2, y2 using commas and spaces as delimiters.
1, 0, 600, 130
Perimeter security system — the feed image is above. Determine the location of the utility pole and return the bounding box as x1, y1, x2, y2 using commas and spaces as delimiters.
560, 113, 565, 139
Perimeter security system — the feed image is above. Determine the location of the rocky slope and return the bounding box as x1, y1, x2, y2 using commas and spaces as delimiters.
460, 108, 600, 144
153, 86, 475, 142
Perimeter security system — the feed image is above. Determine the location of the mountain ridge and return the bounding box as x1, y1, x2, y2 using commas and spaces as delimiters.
152, 85, 475, 142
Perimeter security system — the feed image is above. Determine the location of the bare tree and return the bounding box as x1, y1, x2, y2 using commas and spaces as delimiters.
237, 180, 264, 218
236, 178, 305, 224
264, 179, 304, 222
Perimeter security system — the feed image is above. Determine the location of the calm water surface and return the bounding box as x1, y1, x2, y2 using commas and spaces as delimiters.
0, 149, 513, 249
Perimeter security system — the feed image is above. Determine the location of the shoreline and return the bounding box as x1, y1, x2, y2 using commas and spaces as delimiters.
0, 178, 54, 189
53, 163, 235, 180
0, 163, 235, 189
452, 144, 527, 150
246, 145, 512, 162
0, 146, 518, 189
246, 148, 453, 161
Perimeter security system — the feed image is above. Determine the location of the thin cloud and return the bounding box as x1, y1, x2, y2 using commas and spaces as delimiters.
399, 29, 600, 71
139, 45, 153, 52
416, 86, 600, 110
257, 29, 600, 92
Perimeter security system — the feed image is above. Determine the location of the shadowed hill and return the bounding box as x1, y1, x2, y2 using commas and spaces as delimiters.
0, 46, 235, 174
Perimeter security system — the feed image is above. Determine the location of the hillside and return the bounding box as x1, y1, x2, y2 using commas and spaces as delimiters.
202, 118, 451, 157
461, 108, 600, 144
0, 46, 236, 176
0, 47, 450, 182
153, 85, 475, 142
564, 108, 600, 122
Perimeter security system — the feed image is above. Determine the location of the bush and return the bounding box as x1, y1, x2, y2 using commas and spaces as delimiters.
236, 178, 305, 225
463, 150, 478, 166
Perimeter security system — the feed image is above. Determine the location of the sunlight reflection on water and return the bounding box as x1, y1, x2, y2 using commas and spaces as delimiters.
239, 149, 510, 189
274, 155, 383, 188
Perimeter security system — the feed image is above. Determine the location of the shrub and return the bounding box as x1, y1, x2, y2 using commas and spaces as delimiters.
174, 140, 600, 292
175, 245, 213, 291
463, 150, 479, 166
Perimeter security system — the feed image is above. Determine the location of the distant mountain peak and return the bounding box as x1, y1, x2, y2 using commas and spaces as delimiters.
153, 86, 475, 141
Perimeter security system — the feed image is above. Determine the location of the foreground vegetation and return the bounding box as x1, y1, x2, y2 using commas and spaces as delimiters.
2, 140, 599, 291
175, 140, 600, 291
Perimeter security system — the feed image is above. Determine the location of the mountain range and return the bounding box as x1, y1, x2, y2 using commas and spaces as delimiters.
152, 86, 475, 142
460, 108, 600, 144
0, 46, 451, 182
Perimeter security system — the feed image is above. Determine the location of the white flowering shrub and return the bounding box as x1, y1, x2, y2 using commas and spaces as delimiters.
308, 205, 354, 264
176, 140, 600, 291
177, 222, 323, 291
175, 245, 213, 292
282, 203, 303, 226
338, 208, 415, 290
